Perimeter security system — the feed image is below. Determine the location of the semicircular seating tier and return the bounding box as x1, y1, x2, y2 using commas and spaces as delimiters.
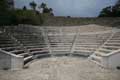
0, 24, 119, 70
89, 29, 120, 68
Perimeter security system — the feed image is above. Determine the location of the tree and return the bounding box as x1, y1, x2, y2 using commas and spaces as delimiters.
0, 0, 8, 12
38, 2, 54, 15
99, 0, 120, 17
43, 8, 50, 13
0, 0, 17, 25
23, 6, 27, 10
112, 0, 120, 16
38, 2, 47, 13
40, 2, 47, 9
115, 0, 120, 6
99, 6, 112, 17
29, 1, 37, 11
49, 8, 53, 13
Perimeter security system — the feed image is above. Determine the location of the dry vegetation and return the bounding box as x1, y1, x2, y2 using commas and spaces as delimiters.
43, 17, 120, 28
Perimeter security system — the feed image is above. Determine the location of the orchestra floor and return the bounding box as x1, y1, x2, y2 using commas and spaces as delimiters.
0, 57, 120, 80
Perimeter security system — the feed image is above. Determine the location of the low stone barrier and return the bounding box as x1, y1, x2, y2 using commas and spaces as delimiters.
0, 49, 23, 70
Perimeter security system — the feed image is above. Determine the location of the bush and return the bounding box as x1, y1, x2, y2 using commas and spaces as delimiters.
0, 0, 44, 26
0, 0, 16, 26
15, 9, 43, 25
0, 10, 17, 26
99, 0, 120, 17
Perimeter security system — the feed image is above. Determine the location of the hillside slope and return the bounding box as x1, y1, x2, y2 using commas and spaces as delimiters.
42, 16, 120, 28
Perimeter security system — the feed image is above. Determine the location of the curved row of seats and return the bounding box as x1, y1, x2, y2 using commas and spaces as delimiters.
44, 27, 113, 56
90, 30, 120, 64
0, 25, 49, 65
0, 25, 117, 67
72, 32, 112, 56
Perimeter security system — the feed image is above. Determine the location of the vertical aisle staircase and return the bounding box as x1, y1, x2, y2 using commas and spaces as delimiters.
89, 29, 120, 68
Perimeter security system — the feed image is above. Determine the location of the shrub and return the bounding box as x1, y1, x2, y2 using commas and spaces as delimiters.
15, 9, 43, 25
0, 0, 17, 26
0, 10, 17, 26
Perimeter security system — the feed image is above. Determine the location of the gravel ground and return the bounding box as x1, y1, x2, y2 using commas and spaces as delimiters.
0, 57, 120, 80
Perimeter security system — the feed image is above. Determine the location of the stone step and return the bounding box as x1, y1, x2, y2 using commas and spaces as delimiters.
113, 35, 120, 37
108, 40, 120, 42
2, 47, 22, 52
50, 46, 71, 48
49, 41, 73, 43
51, 51, 70, 54
23, 43, 45, 46
51, 50, 70, 52
90, 55, 102, 63
14, 37, 43, 40
50, 43, 72, 45
74, 50, 93, 53
28, 48, 47, 52
110, 38, 120, 40
94, 51, 107, 57
74, 48, 96, 51
0, 40, 15, 43
29, 48, 48, 53
101, 46, 119, 50
0, 39, 13, 41
14, 34, 41, 37
51, 48, 71, 50
50, 44, 71, 46
18, 38, 44, 40
21, 41, 45, 44
74, 47, 96, 50
26, 46, 47, 49
24, 56, 33, 65
23, 43, 46, 45
51, 46, 71, 48
99, 48, 113, 52
18, 53, 30, 58
98, 49, 111, 54
48, 35, 74, 37
76, 40, 104, 43
0, 36, 11, 39
105, 44, 120, 46
10, 50, 25, 55
105, 42, 120, 45
24, 56, 33, 61
102, 45, 120, 49
75, 45, 98, 48
75, 44, 99, 46
31, 50, 49, 55
0, 44, 19, 48
75, 43, 101, 45
14, 34, 40, 36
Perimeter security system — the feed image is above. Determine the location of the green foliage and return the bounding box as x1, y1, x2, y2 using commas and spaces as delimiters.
0, 11, 17, 26
29, 1, 37, 11
15, 9, 43, 25
40, 3, 47, 9
23, 6, 27, 10
0, 0, 17, 25
0, 0, 47, 26
43, 8, 50, 13
99, 0, 120, 17
99, 6, 112, 17
39, 2, 54, 16
0, 0, 8, 11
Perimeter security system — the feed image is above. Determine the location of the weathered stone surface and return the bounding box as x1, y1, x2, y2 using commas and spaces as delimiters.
0, 57, 120, 80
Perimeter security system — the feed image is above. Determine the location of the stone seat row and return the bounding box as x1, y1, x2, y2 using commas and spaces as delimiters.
89, 30, 120, 68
